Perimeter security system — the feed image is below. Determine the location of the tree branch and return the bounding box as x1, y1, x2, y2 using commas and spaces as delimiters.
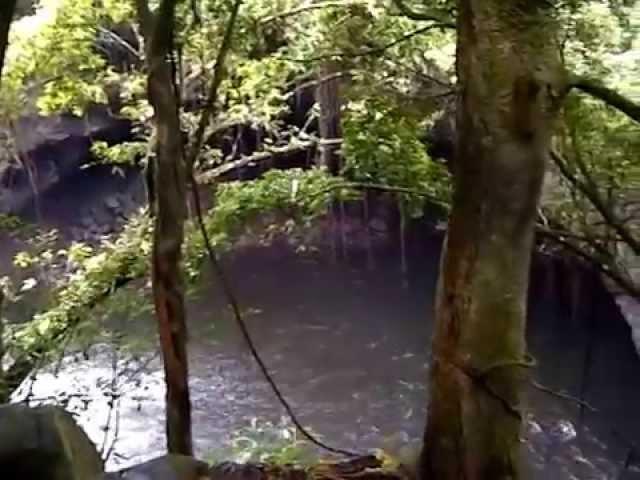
537, 225, 640, 299
569, 77, 640, 124
530, 380, 598, 413
97, 26, 142, 61
285, 23, 450, 65
186, 0, 243, 172
550, 150, 640, 256
259, 1, 366, 24
390, 0, 455, 26
197, 138, 341, 184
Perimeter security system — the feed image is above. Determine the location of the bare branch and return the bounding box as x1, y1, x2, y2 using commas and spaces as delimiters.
259, 1, 367, 24
537, 225, 640, 299
569, 77, 640, 124
550, 150, 640, 256
530, 380, 598, 413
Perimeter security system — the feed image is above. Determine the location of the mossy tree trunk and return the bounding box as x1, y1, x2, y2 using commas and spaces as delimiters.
420, 2, 563, 478
135, 0, 193, 455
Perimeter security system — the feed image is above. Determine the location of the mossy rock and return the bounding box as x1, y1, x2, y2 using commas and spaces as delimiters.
0, 404, 104, 480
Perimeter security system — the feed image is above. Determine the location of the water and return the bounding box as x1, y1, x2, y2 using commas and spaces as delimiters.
4, 171, 640, 479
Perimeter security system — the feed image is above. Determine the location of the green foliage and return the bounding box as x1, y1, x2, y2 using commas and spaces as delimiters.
342, 96, 451, 217
1, 0, 129, 117
538, 1, 640, 292
205, 417, 315, 466
9, 213, 152, 355
0, 213, 26, 232
184, 168, 346, 279
8, 168, 341, 367
542, 91, 639, 286
91, 140, 148, 166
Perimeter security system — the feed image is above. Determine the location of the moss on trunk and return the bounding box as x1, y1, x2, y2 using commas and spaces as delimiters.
420, 2, 564, 479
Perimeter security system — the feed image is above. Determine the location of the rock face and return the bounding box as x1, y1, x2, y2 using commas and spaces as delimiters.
0, 404, 104, 480
0, 107, 131, 215
106, 455, 210, 480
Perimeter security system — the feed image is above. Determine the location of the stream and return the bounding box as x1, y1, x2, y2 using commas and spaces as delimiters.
3, 169, 640, 479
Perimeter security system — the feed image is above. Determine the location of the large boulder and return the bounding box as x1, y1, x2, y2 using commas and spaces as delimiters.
0, 404, 104, 479
106, 455, 210, 480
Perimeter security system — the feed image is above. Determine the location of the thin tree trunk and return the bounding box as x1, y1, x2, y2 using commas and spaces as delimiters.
316, 62, 342, 174
317, 61, 345, 261
363, 192, 374, 271
136, 0, 193, 455
399, 201, 408, 289
0, 0, 17, 84
420, 2, 563, 478
0, 288, 6, 403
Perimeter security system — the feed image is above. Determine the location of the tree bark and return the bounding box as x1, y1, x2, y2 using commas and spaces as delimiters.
136, 0, 193, 455
316, 62, 342, 174
420, 2, 563, 479
0, 0, 17, 83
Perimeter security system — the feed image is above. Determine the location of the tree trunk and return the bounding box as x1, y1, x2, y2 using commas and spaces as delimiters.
420, 2, 563, 479
316, 62, 342, 174
137, 0, 193, 455
0, 0, 17, 83
0, 288, 6, 403
150, 61, 193, 456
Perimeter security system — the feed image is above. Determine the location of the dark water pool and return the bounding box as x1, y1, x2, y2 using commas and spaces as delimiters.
4, 169, 640, 479
9, 235, 640, 479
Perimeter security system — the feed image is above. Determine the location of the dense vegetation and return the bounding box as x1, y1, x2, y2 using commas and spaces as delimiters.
0, 1, 638, 478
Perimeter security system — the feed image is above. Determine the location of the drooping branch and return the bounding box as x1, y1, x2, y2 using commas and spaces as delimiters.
550, 150, 640, 256
0, 0, 17, 84
537, 225, 640, 299
569, 77, 640, 124
390, 0, 455, 26
2, 262, 139, 403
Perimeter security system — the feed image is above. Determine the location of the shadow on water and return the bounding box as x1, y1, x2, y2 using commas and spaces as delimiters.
4, 173, 640, 479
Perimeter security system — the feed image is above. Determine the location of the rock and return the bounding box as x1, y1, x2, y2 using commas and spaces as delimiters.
0, 108, 131, 215
111, 455, 210, 480
0, 404, 104, 480
105, 196, 121, 211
